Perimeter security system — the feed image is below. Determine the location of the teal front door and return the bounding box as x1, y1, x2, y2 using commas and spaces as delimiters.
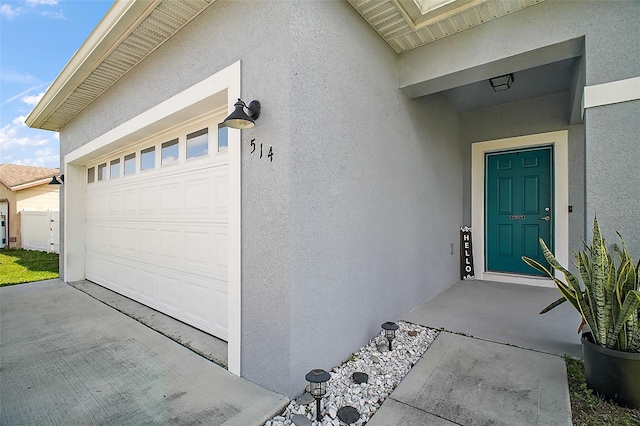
486, 147, 553, 275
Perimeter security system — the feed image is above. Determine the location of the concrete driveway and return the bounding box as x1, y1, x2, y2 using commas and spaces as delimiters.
0, 279, 287, 425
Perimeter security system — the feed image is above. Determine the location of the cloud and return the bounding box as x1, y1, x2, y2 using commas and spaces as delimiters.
0, 70, 39, 85
21, 93, 44, 107
40, 9, 64, 19
13, 146, 60, 167
0, 116, 50, 149
1, 83, 50, 107
26, 0, 58, 6
0, 4, 19, 19
12, 148, 60, 167
0, 115, 60, 167
1, 0, 61, 20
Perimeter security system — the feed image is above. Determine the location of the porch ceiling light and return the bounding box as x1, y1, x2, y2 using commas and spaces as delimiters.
489, 73, 514, 92
381, 321, 399, 351
49, 175, 64, 185
222, 98, 261, 129
305, 368, 330, 422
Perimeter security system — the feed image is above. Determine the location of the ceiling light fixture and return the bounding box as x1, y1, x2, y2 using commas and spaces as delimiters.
489, 73, 514, 92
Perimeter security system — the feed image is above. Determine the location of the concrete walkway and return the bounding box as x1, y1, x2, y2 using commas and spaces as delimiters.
0, 279, 288, 425
368, 280, 579, 425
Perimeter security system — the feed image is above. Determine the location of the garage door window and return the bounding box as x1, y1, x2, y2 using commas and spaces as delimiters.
187, 128, 208, 159
87, 167, 95, 183
162, 139, 179, 166
110, 159, 120, 179
97, 163, 107, 181
124, 153, 136, 175
141, 147, 155, 171
218, 125, 228, 152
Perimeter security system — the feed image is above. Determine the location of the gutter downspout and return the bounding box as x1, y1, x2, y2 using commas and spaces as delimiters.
0, 198, 9, 249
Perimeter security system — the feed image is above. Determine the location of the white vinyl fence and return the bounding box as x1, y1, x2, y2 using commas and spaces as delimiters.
21, 210, 59, 253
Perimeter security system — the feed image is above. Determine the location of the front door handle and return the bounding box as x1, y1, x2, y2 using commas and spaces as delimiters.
541, 215, 550, 221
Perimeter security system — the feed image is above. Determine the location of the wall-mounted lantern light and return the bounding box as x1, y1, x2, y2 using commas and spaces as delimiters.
49, 175, 64, 185
222, 98, 261, 129
305, 368, 330, 422
489, 73, 514, 92
381, 321, 399, 351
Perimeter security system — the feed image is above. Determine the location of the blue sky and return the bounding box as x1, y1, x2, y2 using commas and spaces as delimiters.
0, 0, 113, 168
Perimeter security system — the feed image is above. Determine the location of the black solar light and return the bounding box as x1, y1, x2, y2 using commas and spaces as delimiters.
381, 321, 399, 351
305, 368, 330, 422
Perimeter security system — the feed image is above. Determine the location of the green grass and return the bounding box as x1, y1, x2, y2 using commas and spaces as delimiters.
0, 249, 59, 286
566, 356, 640, 426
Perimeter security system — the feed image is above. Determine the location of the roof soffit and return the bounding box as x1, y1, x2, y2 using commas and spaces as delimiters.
347, 0, 546, 54
26, 0, 215, 132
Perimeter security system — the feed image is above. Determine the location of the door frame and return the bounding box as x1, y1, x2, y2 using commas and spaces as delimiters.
471, 130, 568, 287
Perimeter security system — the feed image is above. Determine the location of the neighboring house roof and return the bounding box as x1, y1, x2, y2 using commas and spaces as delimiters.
0, 164, 60, 191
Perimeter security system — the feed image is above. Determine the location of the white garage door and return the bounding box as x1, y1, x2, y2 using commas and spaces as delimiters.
85, 118, 229, 340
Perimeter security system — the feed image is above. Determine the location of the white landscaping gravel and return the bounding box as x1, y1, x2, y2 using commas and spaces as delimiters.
264, 321, 439, 426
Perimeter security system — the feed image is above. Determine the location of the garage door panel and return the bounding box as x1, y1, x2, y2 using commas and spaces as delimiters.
122, 263, 137, 292
86, 156, 229, 340
109, 191, 121, 215
214, 172, 229, 217
156, 271, 181, 312
211, 280, 229, 339
139, 227, 158, 258
137, 266, 156, 301
108, 260, 122, 290
214, 230, 228, 272
86, 252, 108, 284
184, 177, 211, 215
121, 227, 137, 255
122, 189, 138, 214
139, 186, 158, 215
184, 278, 210, 321
160, 183, 181, 215
184, 230, 211, 267
94, 225, 108, 250
108, 226, 121, 250
159, 229, 182, 261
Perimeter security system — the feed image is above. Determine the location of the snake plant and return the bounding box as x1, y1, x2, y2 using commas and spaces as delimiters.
522, 217, 640, 352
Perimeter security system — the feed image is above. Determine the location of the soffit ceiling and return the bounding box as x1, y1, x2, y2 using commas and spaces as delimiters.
27, 0, 214, 132
29, 0, 548, 132
347, 0, 546, 54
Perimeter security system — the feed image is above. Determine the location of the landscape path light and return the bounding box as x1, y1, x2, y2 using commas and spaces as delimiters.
381, 321, 399, 351
305, 368, 330, 422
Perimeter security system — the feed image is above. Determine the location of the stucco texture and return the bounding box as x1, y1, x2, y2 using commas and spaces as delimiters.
283, 1, 462, 397
585, 100, 640, 259
54, 0, 638, 399
59, 0, 462, 397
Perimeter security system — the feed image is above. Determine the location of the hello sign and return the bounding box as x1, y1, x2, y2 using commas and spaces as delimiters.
460, 226, 475, 280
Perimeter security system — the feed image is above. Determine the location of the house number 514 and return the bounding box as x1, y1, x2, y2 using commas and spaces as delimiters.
250, 138, 274, 162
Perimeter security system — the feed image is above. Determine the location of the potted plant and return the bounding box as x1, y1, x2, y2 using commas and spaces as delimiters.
522, 217, 640, 409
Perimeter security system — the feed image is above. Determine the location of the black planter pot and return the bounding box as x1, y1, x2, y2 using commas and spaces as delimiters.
582, 332, 640, 409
